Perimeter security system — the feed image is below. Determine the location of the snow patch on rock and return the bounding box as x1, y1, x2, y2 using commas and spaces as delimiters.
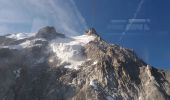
20, 38, 46, 48
13, 68, 21, 78
90, 79, 98, 90
0, 45, 22, 50
92, 61, 98, 65
146, 65, 155, 81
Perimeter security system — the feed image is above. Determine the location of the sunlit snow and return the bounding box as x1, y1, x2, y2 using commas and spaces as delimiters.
92, 61, 98, 65
50, 35, 95, 70
89, 79, 98, 90
6, 33, 36, 40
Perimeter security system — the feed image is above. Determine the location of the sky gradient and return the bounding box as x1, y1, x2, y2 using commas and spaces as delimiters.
75, 0, 170, 69
0, 0, 87, 35
0, 0, 169, 69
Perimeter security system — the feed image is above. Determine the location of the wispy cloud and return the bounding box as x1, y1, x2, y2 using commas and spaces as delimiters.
0, 0, 87, 35
119, 0, 145, 41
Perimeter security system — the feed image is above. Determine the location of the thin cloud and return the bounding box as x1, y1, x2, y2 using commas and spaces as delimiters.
0, 0, 87, 35
0, 25, 10, 35
119, 0, 145, 41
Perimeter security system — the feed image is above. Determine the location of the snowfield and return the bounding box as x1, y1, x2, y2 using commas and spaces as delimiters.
1, 32, 96, 70
49, 35, 95, 70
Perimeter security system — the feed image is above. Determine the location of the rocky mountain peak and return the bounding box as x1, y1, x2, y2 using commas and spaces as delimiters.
85, 28, 104, 43
85, 28, 98, 35
0, 27, 170, 100
36, 26, 65, 39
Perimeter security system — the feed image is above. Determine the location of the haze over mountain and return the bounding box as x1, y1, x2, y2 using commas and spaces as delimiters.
0, 26, 169, 100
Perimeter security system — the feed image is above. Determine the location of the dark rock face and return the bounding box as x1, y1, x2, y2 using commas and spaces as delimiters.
0, 36, 16, 46
0, 27, 170, 100
85, 28, 98, 36
0, 48, 13, 58
36, 26, 65, 39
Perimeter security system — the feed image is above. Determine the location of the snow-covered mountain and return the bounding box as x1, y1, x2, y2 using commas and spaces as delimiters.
0, 26, 170, 100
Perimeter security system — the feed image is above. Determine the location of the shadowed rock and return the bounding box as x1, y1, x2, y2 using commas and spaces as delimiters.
85, 28, 98, 36
36, 26, 65, 40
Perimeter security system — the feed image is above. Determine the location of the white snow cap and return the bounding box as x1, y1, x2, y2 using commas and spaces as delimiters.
6, 33, 36, 40
50, 35, 95, 70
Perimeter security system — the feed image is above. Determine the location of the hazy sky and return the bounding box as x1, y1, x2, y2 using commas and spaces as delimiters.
0, 0, 169, 69
0, 0, 87, 35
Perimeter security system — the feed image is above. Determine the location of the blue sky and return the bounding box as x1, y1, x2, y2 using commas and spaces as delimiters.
0, 0, 169, 69
75, 0, 170, 69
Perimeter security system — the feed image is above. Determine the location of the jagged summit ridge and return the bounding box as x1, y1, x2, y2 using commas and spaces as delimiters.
85, 28, 98, 36
0, 26, 169, 100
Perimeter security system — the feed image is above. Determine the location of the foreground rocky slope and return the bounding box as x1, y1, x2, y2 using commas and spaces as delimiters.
0, 26, 170, 100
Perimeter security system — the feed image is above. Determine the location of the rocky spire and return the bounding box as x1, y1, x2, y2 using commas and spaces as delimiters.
85, 28, 98, 36
84, 28, 104, 42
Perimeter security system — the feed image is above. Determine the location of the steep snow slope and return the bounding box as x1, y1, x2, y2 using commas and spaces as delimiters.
49, 35, 95, 69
